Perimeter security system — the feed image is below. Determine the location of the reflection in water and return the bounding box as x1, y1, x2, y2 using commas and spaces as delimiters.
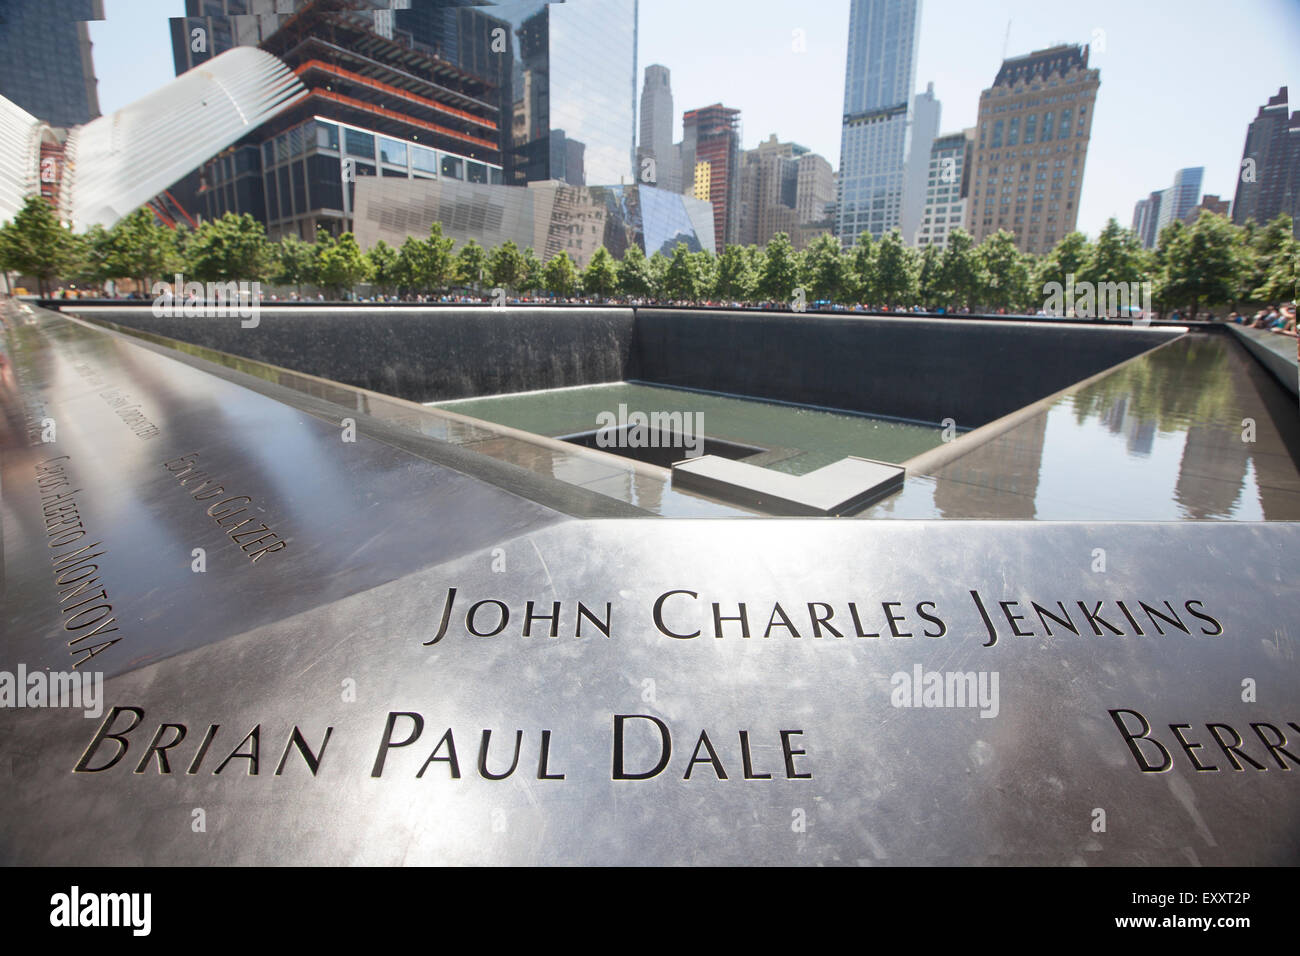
932, 413, 1048, 519
1071, 335, 1234, 433
867, 333, 1300, 520
1174, 423, 1252, 519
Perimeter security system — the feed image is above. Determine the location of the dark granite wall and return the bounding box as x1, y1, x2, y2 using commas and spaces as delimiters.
73, 307, 637, 402
630, 310, 1183, 427
69, 305, 1182, 426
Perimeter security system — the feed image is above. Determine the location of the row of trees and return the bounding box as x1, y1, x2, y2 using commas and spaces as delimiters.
2, 193, 1295, 315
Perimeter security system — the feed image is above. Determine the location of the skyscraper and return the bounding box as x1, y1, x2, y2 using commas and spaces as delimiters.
738, 135, 799, 248
1232, 87, 1299, 233
900, 82, 940, 244
681, 104, 742, 248
916, 129, 973, 251
967, 44, 1099, 256
835, 0, 923, 242
0, 0, 102, 128
638, 64, 679, 192
1131, 191, 1163, 249
795, 152, 835, 228
737, 135, 835, 250
1131, 168, 1205, 249
1155, 167, 1204, 234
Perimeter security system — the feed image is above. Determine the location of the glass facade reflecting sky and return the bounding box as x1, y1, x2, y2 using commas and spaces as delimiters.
0, 0, 102, 128
396, 0, 638, 188
836, 0, 922, 241
172, 2, 638, 192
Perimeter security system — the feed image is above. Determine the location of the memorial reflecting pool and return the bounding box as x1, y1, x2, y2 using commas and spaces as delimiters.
432, 382, 948, 474
58, 305, 1300, 519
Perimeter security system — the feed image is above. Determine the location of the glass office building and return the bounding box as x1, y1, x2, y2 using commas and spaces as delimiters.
1155, 166, 1204, 234
0, 0, 102, 129
201, 114, 504, 241
835, 0, 922, 242
172, 0, 637, 190
394, 0, 638, 187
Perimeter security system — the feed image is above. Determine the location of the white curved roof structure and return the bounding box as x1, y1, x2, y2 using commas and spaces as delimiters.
65, 47, 307, 231
0, 95, 42, 226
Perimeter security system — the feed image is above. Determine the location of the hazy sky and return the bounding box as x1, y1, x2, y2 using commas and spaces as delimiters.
89, 0, 1300, 239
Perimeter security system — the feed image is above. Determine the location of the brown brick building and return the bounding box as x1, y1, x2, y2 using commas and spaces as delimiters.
967, 44, 1100, 256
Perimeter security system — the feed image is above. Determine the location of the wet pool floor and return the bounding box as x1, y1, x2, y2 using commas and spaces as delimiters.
432, 382, 947, 474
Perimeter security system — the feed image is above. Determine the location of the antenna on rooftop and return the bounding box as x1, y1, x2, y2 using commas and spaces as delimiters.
1002, 19, 1012, 59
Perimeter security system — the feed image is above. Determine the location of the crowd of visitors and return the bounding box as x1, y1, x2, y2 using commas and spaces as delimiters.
1226, 304, 1298, 336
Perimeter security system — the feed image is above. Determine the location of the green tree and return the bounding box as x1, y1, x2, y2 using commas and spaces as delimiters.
170, 223, 194, 276
394, 236, 430, 293
581, 246, 619, 300
916, 243, 942, 305
488, 239, 526, 293
1, 196, 79, 294
366, 239, 399, 295
873, 229, 918, 308
757, 232, 800, 303
1161, 212, 1247, 318
692, 249, 718, 300
66, 224, 112, 290
662, 243, 701, 300
1035, 231, 1092, 295
742, 244, 766, 303
1253, 235, 1298, 304
97, 207, 174, 292
935, 229, 983, 309
1151, 219, 1187, 314
1077, 218, 1147, 292
275, 234, 315, 295
845, 232, 876, 303
316, 232, 371, 298
647, 251, 670, 299
519, 247, 544, 295
801, 232, 848, 303
308, 228, 334, 287
713, 243, 754, 301
542, 250, 578, 297
185, 212, 271, 283
0, 223, 20, 294
425, 222, 456, 291
977, 230, 1029, 312
617, 243, 653, 299
1242, 213, 1293, 304
454, 238, 488, 291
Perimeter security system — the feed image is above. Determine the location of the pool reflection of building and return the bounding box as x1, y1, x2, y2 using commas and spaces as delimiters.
929, 413, 1047, 520
867, 334, 1300, 521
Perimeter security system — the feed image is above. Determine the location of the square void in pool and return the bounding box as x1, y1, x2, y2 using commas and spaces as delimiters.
431, 382, 947, 473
